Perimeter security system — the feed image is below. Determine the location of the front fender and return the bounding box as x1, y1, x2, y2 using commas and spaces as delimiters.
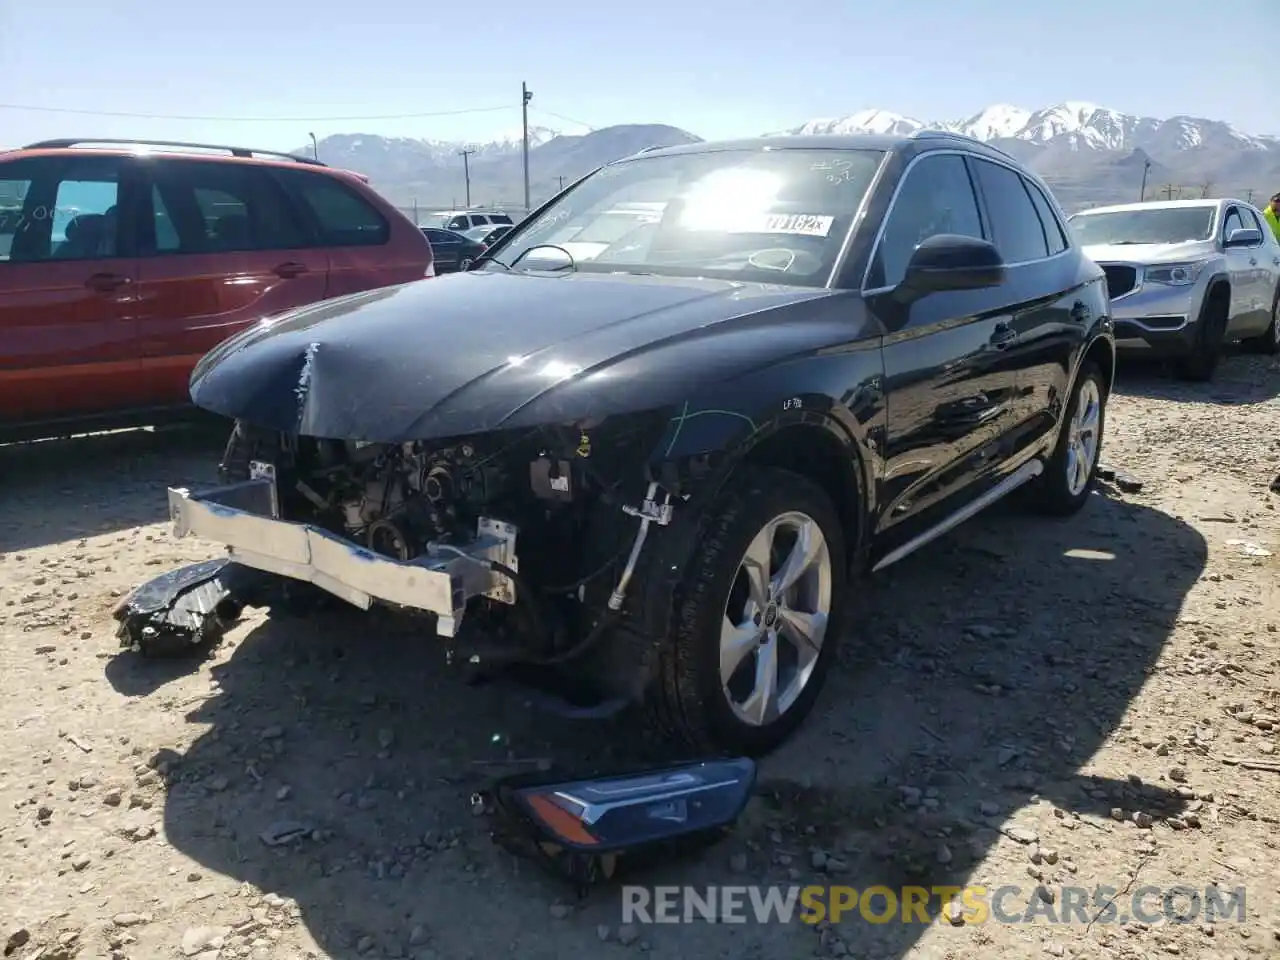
647, 344, 885, 513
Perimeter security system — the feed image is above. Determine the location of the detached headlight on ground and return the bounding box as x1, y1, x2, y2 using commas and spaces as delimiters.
505, 758, 757, 852
1145, 261, 1206, 286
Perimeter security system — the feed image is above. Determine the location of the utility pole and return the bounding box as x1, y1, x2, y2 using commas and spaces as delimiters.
412, 198, 418, 225
1247, 189, 1254, 204
521, 82, 533, 212
1162, 183, 1173, 201
1139, 159, 1151, 202
457, 148, 475, 208
558, 176, 565, 192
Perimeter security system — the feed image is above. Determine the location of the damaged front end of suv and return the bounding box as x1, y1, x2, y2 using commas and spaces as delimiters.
117, 138, 892, 755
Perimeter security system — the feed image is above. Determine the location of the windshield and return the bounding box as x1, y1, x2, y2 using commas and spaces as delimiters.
486, 148, 885, 286
1069, 207, 1215, 246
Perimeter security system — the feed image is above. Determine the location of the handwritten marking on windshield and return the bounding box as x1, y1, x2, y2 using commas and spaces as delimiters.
810, 158, 857, 184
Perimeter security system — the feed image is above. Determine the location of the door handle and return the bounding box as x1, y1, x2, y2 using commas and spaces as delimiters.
989, 322, 1017, 350
273, 262, 308, 279
1070, 302, 1092, 323
86, 272, 131, 292
1249, 257, 1258, 266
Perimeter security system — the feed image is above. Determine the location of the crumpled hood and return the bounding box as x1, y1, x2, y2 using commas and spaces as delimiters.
189, 270, 855, 442
1082, 239, 1217, 264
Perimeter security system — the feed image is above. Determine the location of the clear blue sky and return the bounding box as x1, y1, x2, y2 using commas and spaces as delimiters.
1, 0, 1275, 151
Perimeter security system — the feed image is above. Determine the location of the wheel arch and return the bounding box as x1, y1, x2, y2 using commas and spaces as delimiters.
1204, 273, 1231, 312
655, 408, 874, 575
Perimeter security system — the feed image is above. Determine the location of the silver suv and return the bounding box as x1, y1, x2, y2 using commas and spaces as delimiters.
1068, 199, 1280, 381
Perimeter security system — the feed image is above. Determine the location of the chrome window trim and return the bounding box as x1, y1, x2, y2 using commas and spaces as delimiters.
823, 148, 895, 289
859, 148, 1073, 297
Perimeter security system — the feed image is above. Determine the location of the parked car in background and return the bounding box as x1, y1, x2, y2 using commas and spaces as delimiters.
461, 223, 513, 248
421, 227, 486, 273
429, 210, 515, 232
0, 137, 432, 441
131, 130, 1114, 755
1069, 199, 1280, 381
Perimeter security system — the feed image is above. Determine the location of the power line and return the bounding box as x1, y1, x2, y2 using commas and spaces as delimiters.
0, 102, 514, 123
530, 106, 595, 130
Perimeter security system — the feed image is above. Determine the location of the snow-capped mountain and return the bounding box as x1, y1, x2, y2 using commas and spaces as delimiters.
296, 103, 1276, 216
779, 101, 1278, 154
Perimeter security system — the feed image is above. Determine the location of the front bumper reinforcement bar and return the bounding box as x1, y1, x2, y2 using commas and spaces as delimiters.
163, 477, 519, 638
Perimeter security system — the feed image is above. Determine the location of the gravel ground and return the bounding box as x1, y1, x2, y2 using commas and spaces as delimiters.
3, 353, 1280, 960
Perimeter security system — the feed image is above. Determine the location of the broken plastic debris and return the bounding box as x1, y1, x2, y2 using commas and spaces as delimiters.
259, 821, 312, 846
1225, 539, 1272, 558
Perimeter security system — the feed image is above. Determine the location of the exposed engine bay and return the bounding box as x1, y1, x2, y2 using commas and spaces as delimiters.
191, 417, 681, 693
293, 437, 516, 563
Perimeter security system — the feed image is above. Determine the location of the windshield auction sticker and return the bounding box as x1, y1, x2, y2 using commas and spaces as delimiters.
726, 213, 835, 237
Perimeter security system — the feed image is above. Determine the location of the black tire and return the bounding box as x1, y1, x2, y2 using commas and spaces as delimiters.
1243, 288, 1280, 356
645, 465, 848, 756
1174, 289, 1229, 381
1026, 361, 1107, 517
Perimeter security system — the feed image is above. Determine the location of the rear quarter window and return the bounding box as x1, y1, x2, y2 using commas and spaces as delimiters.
278, 170, 390, 247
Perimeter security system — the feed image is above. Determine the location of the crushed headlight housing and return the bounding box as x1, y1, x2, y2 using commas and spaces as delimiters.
1145, 261, 1206, 286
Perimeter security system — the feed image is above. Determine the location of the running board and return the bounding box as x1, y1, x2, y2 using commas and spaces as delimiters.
871, 459, 1044, 573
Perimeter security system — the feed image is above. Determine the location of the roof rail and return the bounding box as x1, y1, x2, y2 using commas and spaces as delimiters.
21, 138, 327, 166
909, 128, 1017, 162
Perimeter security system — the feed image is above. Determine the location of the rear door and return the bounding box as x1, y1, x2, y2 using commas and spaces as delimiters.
0, 153, 147, 425
133, 158, 329, 407
273, 168, 431, 296
967, 157, 1084, 457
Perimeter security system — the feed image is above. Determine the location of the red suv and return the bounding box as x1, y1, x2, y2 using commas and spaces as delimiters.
0, 138, 433, 440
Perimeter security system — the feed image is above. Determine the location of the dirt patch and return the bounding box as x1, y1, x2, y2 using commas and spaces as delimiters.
3, 356, 1280, 960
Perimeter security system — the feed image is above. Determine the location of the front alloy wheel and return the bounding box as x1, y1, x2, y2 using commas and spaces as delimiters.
646, 465, 847, 755
720, 511, 832, 728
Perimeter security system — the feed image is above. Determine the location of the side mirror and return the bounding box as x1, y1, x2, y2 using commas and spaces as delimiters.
1224, 226, 1262, 249
894, 234, 1006, 303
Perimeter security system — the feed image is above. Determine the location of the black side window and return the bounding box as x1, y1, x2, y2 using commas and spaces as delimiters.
867, 153, 984, 290
970, 158, 1049, 263
1, 156, 123, 263
1222, 207, 1247, 243
148, 161, 307, 255
446, 216, 468, 231
490, 214, 513, 225
425, 229, 456, 244
278, 170, 389, 247
1023, 177, 1068, 255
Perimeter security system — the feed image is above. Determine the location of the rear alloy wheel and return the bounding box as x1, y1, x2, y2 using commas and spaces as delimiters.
1027, 361, 1107, 516
647, 466, 847, 755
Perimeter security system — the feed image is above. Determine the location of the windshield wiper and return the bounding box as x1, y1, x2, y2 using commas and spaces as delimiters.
470, 251, 512, 270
